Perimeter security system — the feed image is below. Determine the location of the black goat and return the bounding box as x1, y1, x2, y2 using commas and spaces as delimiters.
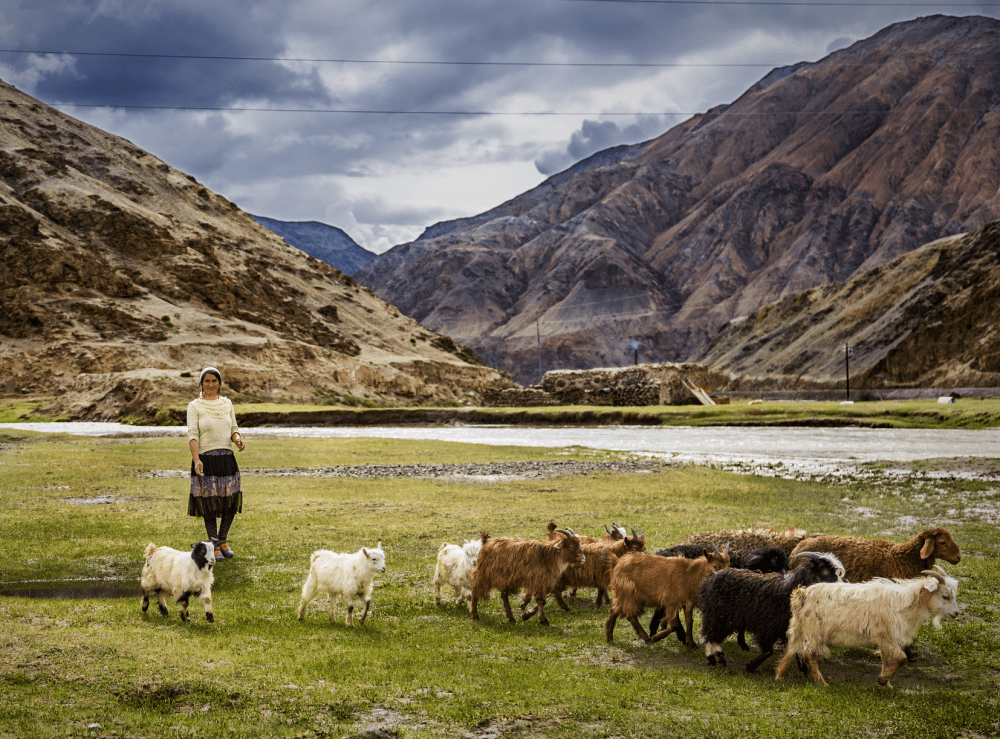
698, 552, 845, 673
648, 545, 790, 636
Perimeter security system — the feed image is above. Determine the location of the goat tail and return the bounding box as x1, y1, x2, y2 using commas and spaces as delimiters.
438, 542, 449, 553
144, 542, 157, 559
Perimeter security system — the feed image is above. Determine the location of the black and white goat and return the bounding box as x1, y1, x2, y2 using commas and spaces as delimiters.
140, 541, 216, 622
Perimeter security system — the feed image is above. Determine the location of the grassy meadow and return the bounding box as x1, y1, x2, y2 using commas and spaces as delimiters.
1, 430, 998, 738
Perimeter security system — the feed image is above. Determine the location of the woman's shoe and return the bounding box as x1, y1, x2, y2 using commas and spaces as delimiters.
218, 539, 235, 559
210, 537, 223, 560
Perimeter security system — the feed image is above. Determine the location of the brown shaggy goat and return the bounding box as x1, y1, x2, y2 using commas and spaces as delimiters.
789, 527, 961, 582
605, 547, 730, 646
470, 529, 586, 626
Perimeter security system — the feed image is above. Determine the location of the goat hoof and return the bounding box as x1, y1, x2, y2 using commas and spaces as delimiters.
206, 612, 214, 623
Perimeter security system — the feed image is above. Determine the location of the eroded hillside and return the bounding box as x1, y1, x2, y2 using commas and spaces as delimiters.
0, 79, 515, 420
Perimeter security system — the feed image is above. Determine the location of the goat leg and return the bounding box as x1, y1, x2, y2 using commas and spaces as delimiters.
604, 610, 619, 642
358, 598, 370, 625
681, 604, 697, 648
626, 615, 653, 644
745, 644, 774, 673
536, 595, 550, 626
648, 606, 666, 636
501, 593, 519, 623
552, 588, 570, 611
774, 650, 795, 681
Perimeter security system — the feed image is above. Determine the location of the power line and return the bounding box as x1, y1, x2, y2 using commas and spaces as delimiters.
30, 101, 1000, 116
0, 48, 784, 67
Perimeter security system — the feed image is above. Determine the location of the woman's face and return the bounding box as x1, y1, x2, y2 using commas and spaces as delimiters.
201, 374, 221, 397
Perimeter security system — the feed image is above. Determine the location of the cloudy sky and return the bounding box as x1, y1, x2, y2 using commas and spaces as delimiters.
2, 1, 998, 253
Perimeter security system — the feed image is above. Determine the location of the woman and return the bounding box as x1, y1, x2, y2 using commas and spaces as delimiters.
187, 366, 246, 560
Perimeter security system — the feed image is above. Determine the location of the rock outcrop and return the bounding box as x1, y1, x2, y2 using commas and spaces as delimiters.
694, 220, 1000, 391
356, 15, 1000, 387
0, 78, 515, 420
483, 363, 721, 407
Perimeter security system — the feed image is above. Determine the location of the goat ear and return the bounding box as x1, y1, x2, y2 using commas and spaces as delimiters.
377, 541, 382, 550
920, 536, 935, 559
923, 579, 939, 593
362, 548, 369, 557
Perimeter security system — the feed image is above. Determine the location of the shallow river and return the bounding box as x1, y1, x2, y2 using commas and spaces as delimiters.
4, 422, 999, 465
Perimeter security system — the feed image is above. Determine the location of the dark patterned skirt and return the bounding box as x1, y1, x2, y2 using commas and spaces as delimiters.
188, 449, 243, 518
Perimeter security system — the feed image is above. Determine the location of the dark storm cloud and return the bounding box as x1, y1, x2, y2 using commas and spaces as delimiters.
1, 0, 993, 252
535, 117, 668, 176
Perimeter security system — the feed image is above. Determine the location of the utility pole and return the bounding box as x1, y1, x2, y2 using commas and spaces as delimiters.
536, 319, 543, 384
845, 343, 851, 400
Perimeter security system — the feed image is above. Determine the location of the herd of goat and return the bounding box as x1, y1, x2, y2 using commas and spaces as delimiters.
140, 523, 962, 687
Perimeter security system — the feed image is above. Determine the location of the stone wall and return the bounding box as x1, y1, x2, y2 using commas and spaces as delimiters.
483, 362, 718, 407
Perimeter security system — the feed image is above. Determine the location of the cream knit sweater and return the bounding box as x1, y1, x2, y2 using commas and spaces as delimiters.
186, 397, 240, 453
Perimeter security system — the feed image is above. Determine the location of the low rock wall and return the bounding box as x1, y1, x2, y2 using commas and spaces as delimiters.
484, 362, 715, 407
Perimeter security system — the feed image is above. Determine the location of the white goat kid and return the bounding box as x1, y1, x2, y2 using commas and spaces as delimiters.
434, 538, 481, 609
140, 541, 216, 622
297, 543, 387, 625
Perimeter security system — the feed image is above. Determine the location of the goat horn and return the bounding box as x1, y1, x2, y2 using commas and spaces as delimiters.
555, 528, 573, 537
630, 527, 638, 540
921, 569, 946, 584
605, 525, 613, 536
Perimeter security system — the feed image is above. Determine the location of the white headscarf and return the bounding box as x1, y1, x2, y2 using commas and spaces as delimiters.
199, 367, 222, 398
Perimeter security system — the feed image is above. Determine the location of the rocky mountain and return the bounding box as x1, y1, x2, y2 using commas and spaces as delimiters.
0, 78, 514, 421
694, 220, 1000, 391
356, 15, 1000, 387
251, 216, 375, 276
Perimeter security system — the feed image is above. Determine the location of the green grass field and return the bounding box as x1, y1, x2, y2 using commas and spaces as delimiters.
1, 431, 998, 738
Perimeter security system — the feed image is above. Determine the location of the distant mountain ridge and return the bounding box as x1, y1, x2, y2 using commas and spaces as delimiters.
251, 215, 375, 276
356, 15, 1000, 387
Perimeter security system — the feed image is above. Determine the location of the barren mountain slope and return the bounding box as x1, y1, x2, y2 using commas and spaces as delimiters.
694, 220, 1000, 390
0, 78, 514, 420
356, 15, 1000, 386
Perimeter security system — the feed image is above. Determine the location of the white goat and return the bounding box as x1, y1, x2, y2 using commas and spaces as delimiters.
140, 541, 216, 622
775, 565, 960, 687
297, 543, 387, 625
434, 538, 481, 609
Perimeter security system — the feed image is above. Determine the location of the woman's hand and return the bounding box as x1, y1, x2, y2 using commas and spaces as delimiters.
233, 433, 245, 452
194, 459, 205, 477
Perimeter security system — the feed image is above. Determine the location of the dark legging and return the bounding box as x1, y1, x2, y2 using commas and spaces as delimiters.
204, 509, 236, 542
